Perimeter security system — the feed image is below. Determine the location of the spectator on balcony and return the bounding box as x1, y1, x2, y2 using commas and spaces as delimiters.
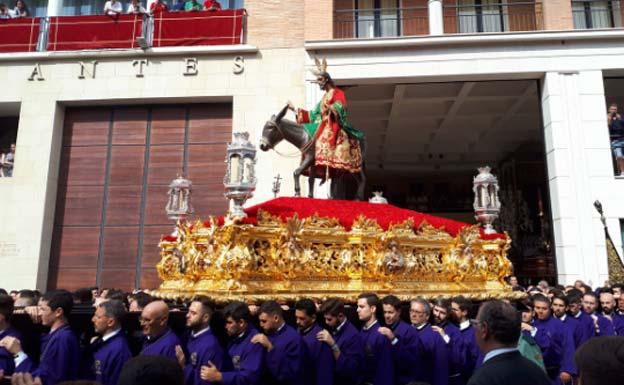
184, 0, 201, 11
607, 103, 624, 176
127, 0, 147, 14
203, 0, 220, 11
104, 0, 123, 16
150, 0, 168, 15
11, 0, 28, 17
0, 3, 11, 18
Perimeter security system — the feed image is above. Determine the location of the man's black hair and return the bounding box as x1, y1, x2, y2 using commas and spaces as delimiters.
259, 301, 283, 318
118, 355, 184, 385
552, 293, 569, 307
42, 290, 74, 318
131, 292, 154, 309
191, 295, 214, 317
99, 300, 127, 323
223, 301, 251, 323
478, 300, 521, 345
294, 299, 316, 318
0, 289, 7, 296
73, 288, 94, 304
0, 294, 14, 321
575, 336, 624, 385
451, 295, 472, 312
381, 295, 402, 311
319, 299, 345, 317
532, 293, 551, 305
357, 292, 380, 309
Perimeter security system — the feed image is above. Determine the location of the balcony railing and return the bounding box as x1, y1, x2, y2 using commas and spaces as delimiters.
572, 0, 624, 29
333, 7, 429, 39
0, 10, 246, 53
443, 2, 538, 34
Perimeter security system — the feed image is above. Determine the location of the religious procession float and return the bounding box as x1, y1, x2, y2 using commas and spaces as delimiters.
150, 59, 521, 302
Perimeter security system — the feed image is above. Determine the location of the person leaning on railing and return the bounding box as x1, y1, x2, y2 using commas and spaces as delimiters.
203, 0, 221, 11
11, 0, 28, 17
127, 0, 147, 14
149, 0, 168, 15
104, 0, 123, 16
0, 3, 11, 18
184, 0, 201, 12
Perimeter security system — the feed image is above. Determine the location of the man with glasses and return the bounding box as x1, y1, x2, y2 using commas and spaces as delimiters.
410, 298, 449, 385
139, 300, 183, 362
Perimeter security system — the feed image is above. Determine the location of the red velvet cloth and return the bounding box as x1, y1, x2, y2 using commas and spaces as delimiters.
152, 9, 244, 47
0, 17, 40, 53
212, 197, 504, 240
47, 15, 143, 51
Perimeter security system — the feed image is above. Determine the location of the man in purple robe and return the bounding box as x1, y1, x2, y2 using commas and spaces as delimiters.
598, 290, 624, 336
551, 294, 582, 350
86, 300, 132, 385
0, 290, 80, 385
355, 293, 394, 385
432, 298, 464, 385
181, 296, 225, 385
252, 301, 305, 385
378, 295, 423, 385
140, 300, 184, 361
582, 292, 615, 336
199, 301, 265, 385
451, 296, 479, 385
566, 292, 595, 346
294, 299, 334, 385
317, 298, 364, 385
523, 294, 576, 385
0, 294, 21, 377
410, 298, 449, 385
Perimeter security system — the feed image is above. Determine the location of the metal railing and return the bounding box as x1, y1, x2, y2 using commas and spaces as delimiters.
572, 0, 623, 29
443, 2, 538, 33
333, 7, 429, 39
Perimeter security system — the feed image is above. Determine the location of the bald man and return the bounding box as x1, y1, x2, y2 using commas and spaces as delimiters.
140, 301, 184, 362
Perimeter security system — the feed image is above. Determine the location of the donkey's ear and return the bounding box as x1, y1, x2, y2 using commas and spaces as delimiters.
270, 114, 276, 121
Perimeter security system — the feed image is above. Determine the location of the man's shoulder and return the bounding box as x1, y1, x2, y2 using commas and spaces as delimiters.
470, 352, 549, 385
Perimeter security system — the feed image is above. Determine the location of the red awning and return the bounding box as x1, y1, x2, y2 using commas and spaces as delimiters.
152, 9, 244, 47
47, 14, 143, 51
0, 17, 40, 53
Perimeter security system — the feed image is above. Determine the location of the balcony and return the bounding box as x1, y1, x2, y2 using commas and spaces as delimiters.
573, 0, 624, 29
443, 2, 538, 34
332, 1, 540, 40
0, 10, 246, 53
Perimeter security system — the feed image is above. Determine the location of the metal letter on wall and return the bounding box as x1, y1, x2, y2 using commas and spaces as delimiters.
133, 59, 148, 77
78, 61, 98, 79
28, 63, 44, 81
183, 58, 198, 76
233, 56, 244, 75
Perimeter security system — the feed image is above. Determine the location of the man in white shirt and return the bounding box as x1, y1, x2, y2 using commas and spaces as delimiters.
127, 0, 147, 14
104, 0, 123, 15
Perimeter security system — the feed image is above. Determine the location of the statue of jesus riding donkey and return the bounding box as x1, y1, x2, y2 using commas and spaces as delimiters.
259, 58, 366, 200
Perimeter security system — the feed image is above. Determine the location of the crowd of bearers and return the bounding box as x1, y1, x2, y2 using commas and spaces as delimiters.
1, 280, 624, 385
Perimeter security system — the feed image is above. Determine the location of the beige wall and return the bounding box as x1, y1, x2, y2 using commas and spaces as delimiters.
0, 47, 307, 290
538, 0, 574, 30
245, 0, 306, 48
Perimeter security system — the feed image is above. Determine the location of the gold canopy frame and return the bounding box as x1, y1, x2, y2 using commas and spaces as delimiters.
150, 208, 521, 302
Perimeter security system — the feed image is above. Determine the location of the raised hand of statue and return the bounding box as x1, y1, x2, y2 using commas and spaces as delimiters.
286, 100, 296, 112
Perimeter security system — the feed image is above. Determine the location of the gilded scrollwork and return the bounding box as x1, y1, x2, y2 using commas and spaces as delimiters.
154, 212, 517, 301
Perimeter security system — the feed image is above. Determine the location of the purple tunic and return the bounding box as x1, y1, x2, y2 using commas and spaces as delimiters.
597, 312, 622, 336
458, 323, 479, 384
300, 324, 334, 385
89, 331, 132, 385
559, 315, 581, 350
221, 327, 265, 385
184, 328, 225, 385
613, 314, 624, 335
16, 324, 80, 385
592, 312, 615, 337
359, 321, 394, 385
413, 323, 449, 385
570, 311, 595, 346
262, 324, 305, 385
440, 321, 464, 384
388, 321, 423, 385
526, 316, 576, 384
0, 327, 21, 376
332, 320, 364, 385
140, 328, 182, 362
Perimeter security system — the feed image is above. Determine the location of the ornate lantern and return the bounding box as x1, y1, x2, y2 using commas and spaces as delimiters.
166, 175, 194, 227
224, 132, 257, 219
473, 166, 501, 234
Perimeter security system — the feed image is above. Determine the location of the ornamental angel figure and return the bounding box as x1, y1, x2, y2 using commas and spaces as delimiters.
288, 58, 364, 179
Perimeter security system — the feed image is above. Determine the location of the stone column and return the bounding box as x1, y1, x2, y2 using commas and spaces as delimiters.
46, 0, 63, 16
428, 0, 444, 35
541, 71, 612, 286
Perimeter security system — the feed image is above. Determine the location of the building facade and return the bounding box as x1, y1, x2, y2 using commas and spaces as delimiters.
1, 0, 623, 291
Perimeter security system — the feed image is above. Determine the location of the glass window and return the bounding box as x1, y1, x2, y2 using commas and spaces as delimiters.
458, 0, 507, 33
355, 0, 399, 38
573, 1, 619, 29
60, 0, 106, 16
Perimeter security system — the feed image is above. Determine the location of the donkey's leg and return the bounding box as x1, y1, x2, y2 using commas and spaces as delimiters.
293, 155, 315, 197
356, 170, 367, 201
307, 165, 317, 198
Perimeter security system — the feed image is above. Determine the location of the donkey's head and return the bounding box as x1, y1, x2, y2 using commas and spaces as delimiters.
259, 104, 289, 152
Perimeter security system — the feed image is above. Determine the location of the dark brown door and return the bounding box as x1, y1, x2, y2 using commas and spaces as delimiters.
48, 104, 231, 291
